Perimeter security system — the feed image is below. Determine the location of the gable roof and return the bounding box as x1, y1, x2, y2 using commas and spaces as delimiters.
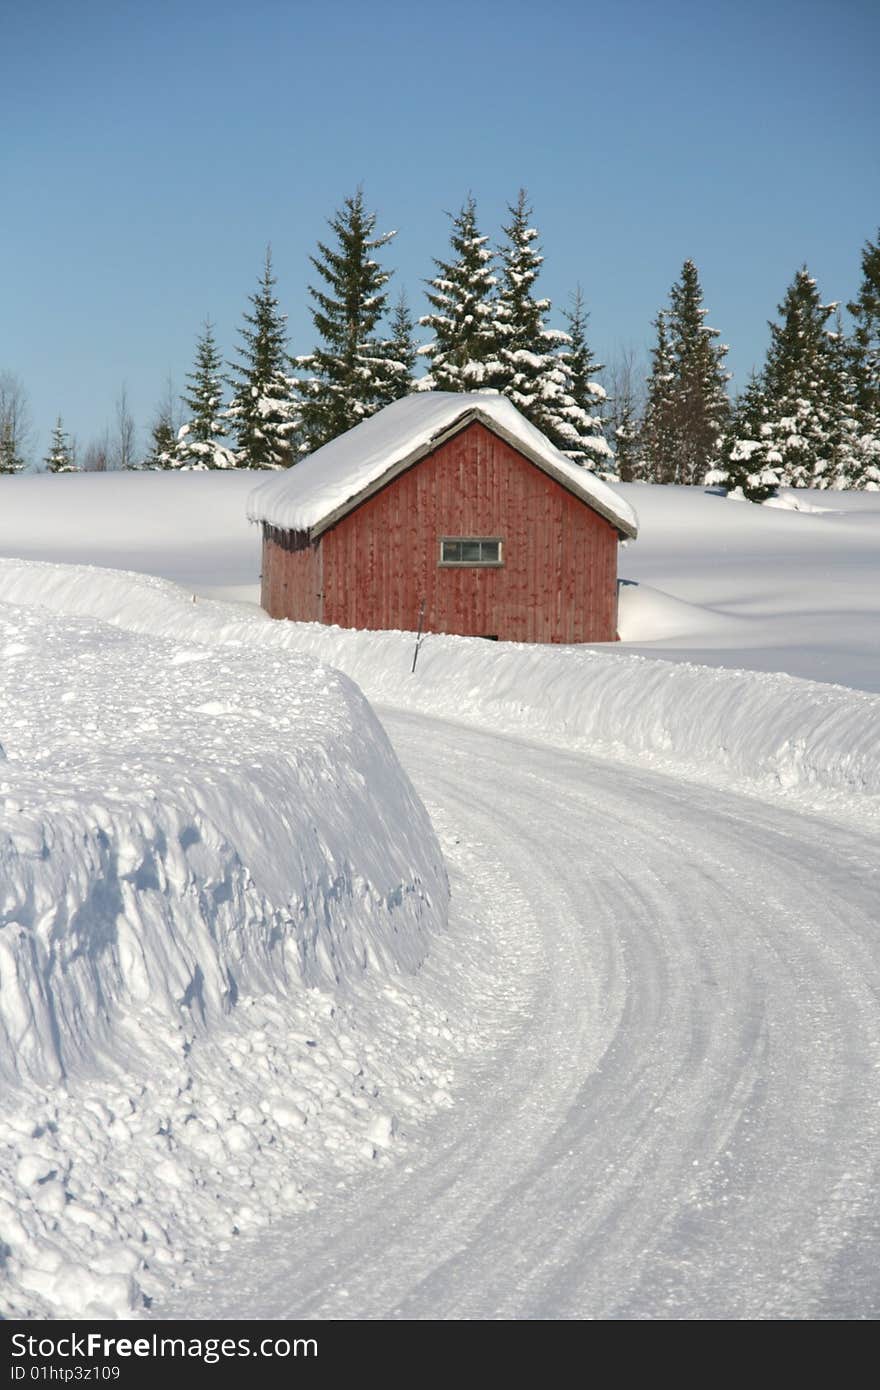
246, 391, 639, 539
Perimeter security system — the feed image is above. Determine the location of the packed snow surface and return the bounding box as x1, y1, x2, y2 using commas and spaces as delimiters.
163, 711, 880, 1320
245, 391, 639, 537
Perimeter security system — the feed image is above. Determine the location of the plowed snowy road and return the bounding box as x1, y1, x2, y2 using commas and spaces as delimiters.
162, 710, 880, 1320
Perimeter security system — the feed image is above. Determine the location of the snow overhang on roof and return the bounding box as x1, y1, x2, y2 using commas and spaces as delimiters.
246, 391, 639, 540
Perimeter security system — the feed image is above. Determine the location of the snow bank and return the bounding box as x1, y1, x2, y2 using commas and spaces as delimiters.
617, 580, 747, 642
0, 600, 444, 1089
0, 596, 449, 1318
2, 559, 878, 825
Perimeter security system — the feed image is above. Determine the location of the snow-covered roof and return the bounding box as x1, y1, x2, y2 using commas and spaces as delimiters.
246, 392, 639, 539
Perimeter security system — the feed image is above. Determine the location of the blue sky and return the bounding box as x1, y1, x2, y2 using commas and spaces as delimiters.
2, 0, 878, 460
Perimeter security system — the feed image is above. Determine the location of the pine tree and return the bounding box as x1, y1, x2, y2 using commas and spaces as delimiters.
142, 417, 177, 470
388, 292, 417, 394
826, 311, 868, 488
0, 428, 23, 472
667, 259, 730, 483
294, 190, 409, 453
641, 311, 678, 482
847, 230, 880, 424
44, 416, 78, 473
846, 230, 880, 487
640, 263, 730, 484
713, 374, 781, 502
227, 248, 299, 469
613, 413, 641, 483
419, 195, 500, 391
173, 321, 236, 469
0, 373, 31, 474
490, 190, 594, 460
558, 286, 612, 471
0, 424, 25, 473
140, 377, 181, 470
493, 191, 563, 403
759, 266, 841, 489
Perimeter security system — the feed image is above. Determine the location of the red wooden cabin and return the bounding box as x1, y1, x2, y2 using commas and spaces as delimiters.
247, 393, 638, 644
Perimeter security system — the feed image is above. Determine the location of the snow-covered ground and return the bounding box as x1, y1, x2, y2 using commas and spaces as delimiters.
617, 484, 880, 693
1, 471, 878, 691
0, 595, 448, 1318
2, 558, 877, 830
0, 471, 259, 602
1, 472, 879, 1318
165, 711, 880, 1320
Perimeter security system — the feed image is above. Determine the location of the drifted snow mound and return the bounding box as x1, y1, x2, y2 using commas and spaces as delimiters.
0, 600, 446, 1089
762, 488, 839, 513
617, 580, 746, 642
1, 557, 879, 821
268, 623, 880, 817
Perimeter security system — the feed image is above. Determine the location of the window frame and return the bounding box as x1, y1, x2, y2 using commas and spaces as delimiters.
438, 537, 504, 568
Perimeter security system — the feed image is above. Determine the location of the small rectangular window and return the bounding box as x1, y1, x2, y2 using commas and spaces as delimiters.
440, 538, 503, 566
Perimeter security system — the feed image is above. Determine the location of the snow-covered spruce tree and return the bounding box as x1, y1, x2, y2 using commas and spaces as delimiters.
227, 248, 299, 469
846, 230, 880, 487
640, 311, 678, 482
665, 259, 730, 484
142, 417, 177, 470
173, 320, 236, 469
826, 311, 871, 488
713, 374, 781, 502
641, 263, 729, 484
848, 230, 880, 424
419, 195, 501, 392
140, 376, 184, 470
491, 190, 601, 462
0, 423, 25, 474
757, 266, 842, 489
558, 286, 613, 471
44, 416, 78, 473
389, 292, 417, 392
294, 190, 409, 454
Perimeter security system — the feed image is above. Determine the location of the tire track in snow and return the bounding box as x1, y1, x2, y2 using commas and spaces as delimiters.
160, 712, 880, 1320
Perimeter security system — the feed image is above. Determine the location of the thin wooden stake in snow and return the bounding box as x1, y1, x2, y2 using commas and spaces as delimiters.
411, 600, 426, 674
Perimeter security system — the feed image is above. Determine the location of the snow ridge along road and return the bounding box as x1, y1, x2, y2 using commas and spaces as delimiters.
1, 559, 878, 828
163, 712, 880, 1320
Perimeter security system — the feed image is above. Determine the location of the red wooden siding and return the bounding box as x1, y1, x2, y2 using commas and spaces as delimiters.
261, 420, 621, 642
261, 525, 322, 623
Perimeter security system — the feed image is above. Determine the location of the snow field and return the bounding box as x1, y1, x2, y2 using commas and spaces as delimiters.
2, 558, 878, 828
0, 470, 260, 601
615, 484, 880, 692
1, 470, 877, 691
0, 600, 449, 1317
